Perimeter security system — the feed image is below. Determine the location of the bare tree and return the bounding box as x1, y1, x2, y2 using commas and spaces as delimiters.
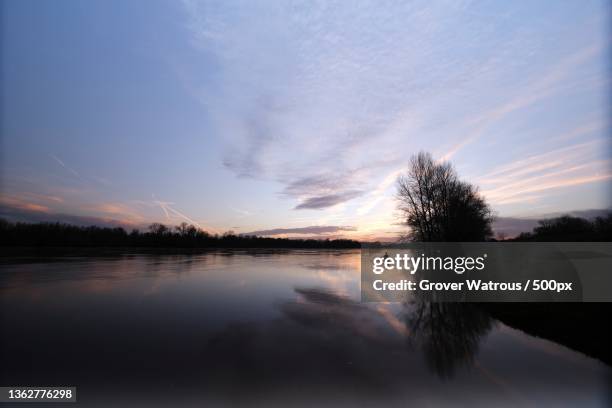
397, 152, 493, 241
175, 222, 190, 236
148, 223, 169, 236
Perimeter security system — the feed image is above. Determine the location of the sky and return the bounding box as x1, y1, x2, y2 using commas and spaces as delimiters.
1, 0, 611, 240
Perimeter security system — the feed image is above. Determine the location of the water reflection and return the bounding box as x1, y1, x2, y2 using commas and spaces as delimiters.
0, 250, 610, 407
406, 301, 493, 378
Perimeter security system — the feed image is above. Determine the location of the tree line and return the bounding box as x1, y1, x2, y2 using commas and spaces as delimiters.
0, 220, 360, 249
512, 215, 612, 242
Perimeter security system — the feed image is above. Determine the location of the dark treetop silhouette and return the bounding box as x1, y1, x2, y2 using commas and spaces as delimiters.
512, 214, 612, 242
397, 152, 493, 242
0, 220, 360, 249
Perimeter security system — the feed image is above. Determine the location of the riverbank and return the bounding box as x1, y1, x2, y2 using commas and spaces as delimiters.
482, 303, 612, 366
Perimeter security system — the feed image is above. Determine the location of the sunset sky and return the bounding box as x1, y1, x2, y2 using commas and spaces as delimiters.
1, 0, 611, 240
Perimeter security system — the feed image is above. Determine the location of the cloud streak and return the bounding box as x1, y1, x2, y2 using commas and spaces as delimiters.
182, 1, 609, 219
439, 44, 602, 161
244, 225, 357, 237
49, 154, 82, 179
294, 190, 364, 210
478, 138, 611, 206
152, 197, 221, 234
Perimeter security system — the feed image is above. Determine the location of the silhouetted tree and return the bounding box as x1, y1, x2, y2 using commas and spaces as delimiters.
175, 222, 189, 236
515, 214, 612, 241
149, 223, 170, 236
396, 152, 493, 241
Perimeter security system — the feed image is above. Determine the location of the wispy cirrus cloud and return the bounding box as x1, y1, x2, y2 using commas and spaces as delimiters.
479, 138, 611, 206
182, 0, 609, 217
181, 1, 531, 209
439, 44, 603, 161
0, 195, 51, 213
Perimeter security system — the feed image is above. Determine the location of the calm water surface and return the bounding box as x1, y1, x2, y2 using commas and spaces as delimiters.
1, 250, 610, 407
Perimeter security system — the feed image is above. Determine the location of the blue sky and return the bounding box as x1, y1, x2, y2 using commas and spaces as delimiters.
1, 0, 610, 240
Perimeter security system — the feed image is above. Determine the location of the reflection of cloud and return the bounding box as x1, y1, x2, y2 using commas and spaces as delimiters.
4, 251, 605, 405
474, 360, 531, 405
376, 304, 410, 337
244, 225, 356, 236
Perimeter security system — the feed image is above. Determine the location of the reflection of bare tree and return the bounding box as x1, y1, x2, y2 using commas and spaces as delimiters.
405, 300, 493, 379
202, 286, 494, 395
281, 288, 495, 380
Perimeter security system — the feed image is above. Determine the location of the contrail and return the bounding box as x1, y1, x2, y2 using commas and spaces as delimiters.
152, 195, 220, 234
49, 154, 82, 179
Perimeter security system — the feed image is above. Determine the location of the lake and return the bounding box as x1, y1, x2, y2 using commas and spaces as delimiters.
1, 250, 610, 407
